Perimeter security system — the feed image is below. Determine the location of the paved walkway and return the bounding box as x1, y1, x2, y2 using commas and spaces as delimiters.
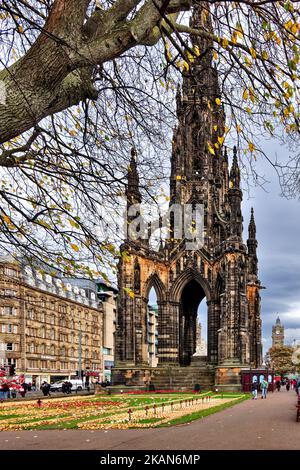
1, 390, 298, 450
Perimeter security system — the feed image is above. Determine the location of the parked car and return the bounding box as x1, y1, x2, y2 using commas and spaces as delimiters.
50, 379, 84, 392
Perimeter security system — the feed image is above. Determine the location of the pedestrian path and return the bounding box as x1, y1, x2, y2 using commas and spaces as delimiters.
1, 390, 298, 450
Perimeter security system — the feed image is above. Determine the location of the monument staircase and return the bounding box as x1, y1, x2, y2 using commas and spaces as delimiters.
149, 357, 215, 391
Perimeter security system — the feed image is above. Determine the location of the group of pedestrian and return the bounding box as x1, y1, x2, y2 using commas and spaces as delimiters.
275, 378, 300, 393
62, 381, 72, 394
251, 379, 268, 400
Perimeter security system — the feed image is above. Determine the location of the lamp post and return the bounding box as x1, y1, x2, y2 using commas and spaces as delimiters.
78, 320, 82, 381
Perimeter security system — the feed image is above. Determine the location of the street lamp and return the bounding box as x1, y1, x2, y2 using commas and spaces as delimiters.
78, 320, 82, 381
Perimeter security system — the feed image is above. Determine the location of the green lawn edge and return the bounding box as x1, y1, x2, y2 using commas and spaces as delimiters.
156, 394, 250, 428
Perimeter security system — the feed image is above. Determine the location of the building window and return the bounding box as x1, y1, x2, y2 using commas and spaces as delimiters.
4, 289, 17, 297
6, 342, 13, 351
102, 347, 112, 355
1, 306, 16, 316
29, 342, 35, 353
0, 324, 14, 333
28, 310, 35, 320
4, 267, 18, 278
50, 328, 55, 340
50, 361, 56, 370
41, 360, 47, 369
40, 312, 45, 322
40, 344, 46, 354
50, 344, 55, 355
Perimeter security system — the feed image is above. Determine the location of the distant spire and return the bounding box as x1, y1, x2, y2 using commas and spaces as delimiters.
248, 208, 256, 239
126, 147, 141, 205
229, 146, 240, 189
276, 316, 281, 325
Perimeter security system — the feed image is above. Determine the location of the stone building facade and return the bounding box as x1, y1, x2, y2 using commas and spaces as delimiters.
113, 4, 263, 390
0, 256, 103, 387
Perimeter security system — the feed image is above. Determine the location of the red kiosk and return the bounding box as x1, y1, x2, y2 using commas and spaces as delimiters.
241, 369, 275, 393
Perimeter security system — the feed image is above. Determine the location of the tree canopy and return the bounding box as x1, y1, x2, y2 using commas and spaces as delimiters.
0, 0, 299, 278
268, 344, 294, 375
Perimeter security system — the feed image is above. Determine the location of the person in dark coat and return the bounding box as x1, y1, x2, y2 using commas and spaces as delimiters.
276, 380, 281, 392
251, 381, 258, 400
41, 381, 51, 396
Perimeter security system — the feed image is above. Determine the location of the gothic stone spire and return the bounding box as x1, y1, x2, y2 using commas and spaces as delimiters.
126, 147, 141, 206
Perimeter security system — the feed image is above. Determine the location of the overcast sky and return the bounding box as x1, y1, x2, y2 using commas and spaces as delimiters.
241, 141, 300, 354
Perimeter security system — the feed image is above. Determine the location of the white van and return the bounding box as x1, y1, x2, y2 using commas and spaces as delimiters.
50, 379, 84, 392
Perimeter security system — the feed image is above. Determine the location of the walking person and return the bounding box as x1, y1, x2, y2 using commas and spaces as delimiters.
261, 379, 268, 399
276, 380, 281, 392
295, 378, 300, 396
41, 381, 51, 397
251, 381, 258, 400
2, 383, 10, 400
286, 380, 290, 392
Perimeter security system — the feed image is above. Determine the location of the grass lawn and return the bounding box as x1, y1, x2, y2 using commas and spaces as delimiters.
0, 392, 249, 430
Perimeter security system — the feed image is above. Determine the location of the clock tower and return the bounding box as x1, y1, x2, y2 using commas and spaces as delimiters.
272, 316, 284, 347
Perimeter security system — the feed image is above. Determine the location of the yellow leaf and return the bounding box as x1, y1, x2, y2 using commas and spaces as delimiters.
222, 38, 229, 49
213, 51, 218, 60
70, 243, 79, 252
250, 47, 257, 59
261, 51, 269, 61
207, 142, 215, 155
231, 32, 238, 44
2, 214, 11, 225
218, 136, 225, 145
194, 45, 201, 57
213, 125, 218, 131
236, 124, 242, 134
243, 89, 248, 101
248, 142, 255, 153
176, 175, 182, 180
18, 25, 24, 34
215, 98, 221, 106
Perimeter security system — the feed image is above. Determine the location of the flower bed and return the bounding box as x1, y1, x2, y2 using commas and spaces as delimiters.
0, 392, 247, 430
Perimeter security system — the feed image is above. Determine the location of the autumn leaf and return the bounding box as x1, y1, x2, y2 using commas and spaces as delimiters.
207, 142, 215, 155
243, 89, 248, 101
215, 98, 221, 106
222, 38, 229, 49
70, 243, 79, 252
248, 142, 256, 153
